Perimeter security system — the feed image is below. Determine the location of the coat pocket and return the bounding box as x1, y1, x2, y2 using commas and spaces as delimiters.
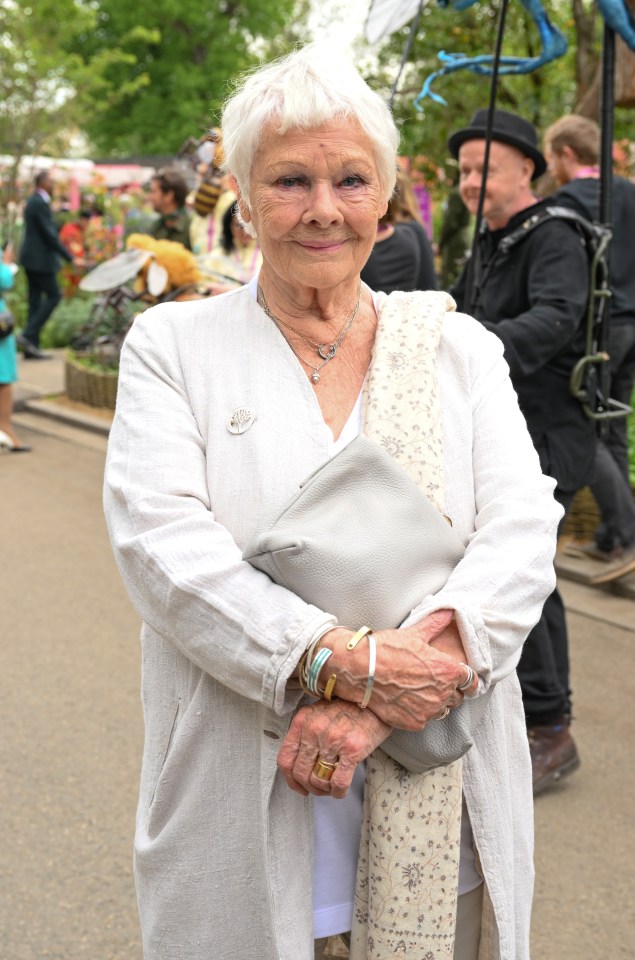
146, 698, 180, 816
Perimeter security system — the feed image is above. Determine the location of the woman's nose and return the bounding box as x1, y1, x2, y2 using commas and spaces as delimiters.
303, 181, 343, 226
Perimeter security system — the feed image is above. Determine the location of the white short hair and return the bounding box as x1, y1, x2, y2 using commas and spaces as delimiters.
221, 43, 400, 212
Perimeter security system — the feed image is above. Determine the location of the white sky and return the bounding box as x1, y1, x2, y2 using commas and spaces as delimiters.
308, 0, 371, 51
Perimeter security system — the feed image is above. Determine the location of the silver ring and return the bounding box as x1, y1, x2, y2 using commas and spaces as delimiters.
457, 665, 475, 692
433, 706, 450, 720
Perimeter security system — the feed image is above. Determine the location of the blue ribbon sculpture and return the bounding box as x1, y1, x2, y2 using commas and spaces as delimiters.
415, 0, 635, 107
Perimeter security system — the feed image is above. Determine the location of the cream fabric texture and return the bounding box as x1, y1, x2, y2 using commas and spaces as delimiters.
351, 290, 462, 959
104, 285, 562, 960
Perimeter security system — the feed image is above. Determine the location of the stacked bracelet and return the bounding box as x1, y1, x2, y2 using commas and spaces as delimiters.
323, 673, 338, 702
298, 628, 336, 698
346, 625, 376, 709
298, 624, 379, 706
307, 646, 333, 695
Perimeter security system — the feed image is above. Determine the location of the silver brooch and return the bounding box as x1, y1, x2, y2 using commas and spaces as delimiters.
226, 407, 257, 435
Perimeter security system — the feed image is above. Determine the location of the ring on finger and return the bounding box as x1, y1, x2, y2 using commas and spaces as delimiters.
433, 706, 450, 720
313, 757, 339, 781
457, 665, 475, 692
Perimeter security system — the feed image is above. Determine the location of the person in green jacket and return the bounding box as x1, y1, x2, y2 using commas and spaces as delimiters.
148, 169, 192, 250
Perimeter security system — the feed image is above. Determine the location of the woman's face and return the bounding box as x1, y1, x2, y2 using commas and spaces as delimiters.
241, 119, 387, 291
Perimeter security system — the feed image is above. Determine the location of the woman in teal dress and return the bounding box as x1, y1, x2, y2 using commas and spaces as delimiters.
0, 243, 31, 452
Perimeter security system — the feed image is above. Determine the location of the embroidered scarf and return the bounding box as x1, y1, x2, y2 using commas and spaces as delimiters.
350, 290, 463, 960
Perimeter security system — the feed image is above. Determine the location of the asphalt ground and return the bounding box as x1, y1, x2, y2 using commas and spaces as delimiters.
2, 415, 634, 960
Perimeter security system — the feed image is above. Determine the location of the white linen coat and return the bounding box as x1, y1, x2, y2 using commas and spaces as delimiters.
104, 286, 563, 960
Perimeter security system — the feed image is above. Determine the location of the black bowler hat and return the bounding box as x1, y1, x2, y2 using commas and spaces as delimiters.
448, 108, 547, 180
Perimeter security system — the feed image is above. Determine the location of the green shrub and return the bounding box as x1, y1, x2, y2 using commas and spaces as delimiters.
5, 269, 94, 348
40, 293, 95, 348
66, 348, 119, 375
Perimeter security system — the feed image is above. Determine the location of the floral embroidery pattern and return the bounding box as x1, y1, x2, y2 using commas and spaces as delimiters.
351, 291, 463, 960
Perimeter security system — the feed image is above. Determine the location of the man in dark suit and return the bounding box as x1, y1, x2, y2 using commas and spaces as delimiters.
18, 171, 74, 359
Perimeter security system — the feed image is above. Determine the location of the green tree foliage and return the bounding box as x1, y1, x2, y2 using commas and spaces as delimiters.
0, 0, 89, 161
0, 0, 151, 226
72, 0, 301, 156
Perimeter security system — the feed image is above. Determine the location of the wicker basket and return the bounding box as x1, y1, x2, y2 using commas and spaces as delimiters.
65, 354, 118, 410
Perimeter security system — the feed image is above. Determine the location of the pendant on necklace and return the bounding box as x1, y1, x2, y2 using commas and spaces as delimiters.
318, 343, 337, 361
311, 371, 320, 383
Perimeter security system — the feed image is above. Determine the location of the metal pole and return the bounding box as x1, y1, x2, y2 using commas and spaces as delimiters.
599, 24, 615, 231
463, 0, 511, 311
388, 0, 426, 109
598, 22, 615, 414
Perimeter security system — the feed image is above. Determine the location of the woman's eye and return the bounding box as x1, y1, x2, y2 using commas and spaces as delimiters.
277, 177, 304, 188
340, 175, 365, 188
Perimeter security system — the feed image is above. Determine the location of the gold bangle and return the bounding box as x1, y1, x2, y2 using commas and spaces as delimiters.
323, 673, 337, 702
347, 625, 372, 651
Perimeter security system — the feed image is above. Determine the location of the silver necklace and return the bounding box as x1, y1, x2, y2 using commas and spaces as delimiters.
269, 300, 355, 359
258, 284, 361, 383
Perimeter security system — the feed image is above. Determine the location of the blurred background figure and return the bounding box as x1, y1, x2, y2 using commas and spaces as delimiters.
148, 169, 192, 249
438, 167, 471, 289
59, 209, 93, 291
18, 171, 74, 359
545, 114, 635, 583
202, 201, 262, 292
0, 243, 31, 452
188, 129, 237, 256
361, 169, 437, 293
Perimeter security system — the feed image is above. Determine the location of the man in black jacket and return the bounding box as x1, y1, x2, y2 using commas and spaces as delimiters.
450, 109, 595, 793
545, 114, 635, 584
19, 171, 73, 359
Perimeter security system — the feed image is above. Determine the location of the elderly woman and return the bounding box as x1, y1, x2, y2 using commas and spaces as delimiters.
104, 45, 562, 960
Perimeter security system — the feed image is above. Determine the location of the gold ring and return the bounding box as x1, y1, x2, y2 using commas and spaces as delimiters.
433, 706, 450, 720
313, 757, 338, 781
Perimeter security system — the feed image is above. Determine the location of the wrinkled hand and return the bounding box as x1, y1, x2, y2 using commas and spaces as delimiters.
323, 610, 475, 731
278, 699, 391, 799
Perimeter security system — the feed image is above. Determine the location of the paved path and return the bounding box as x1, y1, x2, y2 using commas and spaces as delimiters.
2, 417, 634, 959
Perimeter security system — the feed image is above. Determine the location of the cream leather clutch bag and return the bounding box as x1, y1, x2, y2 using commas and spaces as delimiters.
243, 434, 491, 771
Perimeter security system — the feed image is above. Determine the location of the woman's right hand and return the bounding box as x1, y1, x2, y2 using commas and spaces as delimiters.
319, 610, 474, 731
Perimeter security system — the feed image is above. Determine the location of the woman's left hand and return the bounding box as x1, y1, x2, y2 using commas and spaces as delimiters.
278, 699, 392, 799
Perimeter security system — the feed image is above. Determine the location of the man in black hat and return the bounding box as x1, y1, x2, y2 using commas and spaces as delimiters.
449, 108, 595, 793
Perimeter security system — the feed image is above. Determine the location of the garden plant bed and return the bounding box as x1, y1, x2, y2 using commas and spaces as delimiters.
65, 352, 118, 410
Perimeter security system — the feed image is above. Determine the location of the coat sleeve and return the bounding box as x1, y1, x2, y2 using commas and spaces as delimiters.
480, 221, 588, 379
34, 199, 73, 261
401, 317, 563, 690
103, 312, 336, 715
